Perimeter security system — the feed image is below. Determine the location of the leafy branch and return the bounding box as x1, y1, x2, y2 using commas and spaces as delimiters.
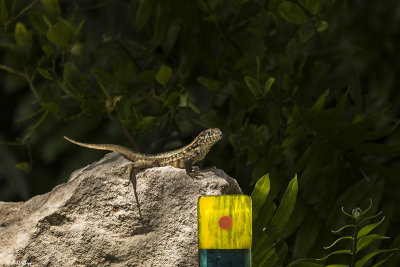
289, 199, 398, 267
0, 64, 41, 103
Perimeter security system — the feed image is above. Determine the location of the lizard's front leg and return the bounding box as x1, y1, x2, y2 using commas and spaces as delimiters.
197, 160, 204, 170
184, 160, 204, 179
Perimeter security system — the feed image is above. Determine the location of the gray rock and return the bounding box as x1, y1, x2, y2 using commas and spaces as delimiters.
0, 152, 242, 266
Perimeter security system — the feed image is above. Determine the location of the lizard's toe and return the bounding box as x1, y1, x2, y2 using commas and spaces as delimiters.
188, 171, 205, 180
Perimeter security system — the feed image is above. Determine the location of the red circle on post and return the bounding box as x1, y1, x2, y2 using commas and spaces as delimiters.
218, 215, 233, 230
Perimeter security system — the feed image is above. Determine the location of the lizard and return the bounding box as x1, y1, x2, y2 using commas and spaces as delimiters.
63, 128, 222, 179
64, 128, 222, 220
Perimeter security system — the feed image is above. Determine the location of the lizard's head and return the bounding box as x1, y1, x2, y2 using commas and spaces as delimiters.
196, 128, 223, 146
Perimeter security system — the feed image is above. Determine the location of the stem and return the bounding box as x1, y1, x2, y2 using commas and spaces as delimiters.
0, 64, 25, 78
350, 216, 360, 267
0, 64, 41, 104
114, 40, 143, 72
24, 67, 41, 103
4, 0, 40, 31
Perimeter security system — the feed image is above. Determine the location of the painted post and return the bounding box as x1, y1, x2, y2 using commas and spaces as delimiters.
198, 195, 252, 267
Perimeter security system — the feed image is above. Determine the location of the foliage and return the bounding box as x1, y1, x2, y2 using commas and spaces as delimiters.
288, 200, 398, 267
1, 0, 400, 265
251, 173, 298, 266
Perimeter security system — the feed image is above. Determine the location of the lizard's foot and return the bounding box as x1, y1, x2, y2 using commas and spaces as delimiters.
188, 170, 205, 180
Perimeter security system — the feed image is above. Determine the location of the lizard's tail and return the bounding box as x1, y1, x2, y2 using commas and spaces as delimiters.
63, 136, 139, 161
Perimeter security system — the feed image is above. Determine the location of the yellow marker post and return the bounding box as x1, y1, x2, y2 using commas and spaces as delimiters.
198, 195, 252, 266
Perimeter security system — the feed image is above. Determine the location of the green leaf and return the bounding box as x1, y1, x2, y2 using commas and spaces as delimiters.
14, 22, 32, 53
162, 20, 181, 53
113, 56, 133, 84
278, 2, 308, 25
229, 80, 254, 106
207, 0, 221, 10
331, 224, 355, 234
46, 18, 75, 47
372, 253, 396, 267
70, 42, 84, 55
360, 211, 383, 225
197, 77, 221, 93
253, 199, 276, 235
244, 76, 262, 97
323, 236, 353, 249
93, 69, 113, 99
361, 198, 373, 216
357, 234, 389, 253
326, 265, 349, 267
281, 124, 308, 149
254, 175, 298, 254
342, 207, 358, 219
75, 19, 85, 37
196, 0, 207, 12
188, 102, 200, 114
178, 91, 197, 114
360, 121, 399, 142
355, 248, 398, 267
287, 258, 324, 267
179, 93, 188, 107
136, 116, 160, 130
357, 216, 385, 239
316, 250, 351, 261
42, 44, 54, 56
333, 90, 349, 115
163, 90, 180, 108
354, 143, 400, 158
202, 14, 218, 24
138, 70, 156, 86
29, 11, 48, 36
38, 68, 53, 81
15, 162, 31, 173
135, 0, 154, 29
42, 102, 60, 118
251, 173, 271, 220
235, 57, 249, 70
293, 214, 321, 259
348, 67, 362, 110
151, 3, 168, 47
264, 77, 275, 95
155, 64, 173, 87
41, 0, 61, 14
317, 20, 329, 32
286, 38, 298, 61
63, 62, 85, 92
0, 0, 9, 24
271, 174, 298, 231
299, 0, 322, 15
257, 247, 279, 266
308, 89, 329, 115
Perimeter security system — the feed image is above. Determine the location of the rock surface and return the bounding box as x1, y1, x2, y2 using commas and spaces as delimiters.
0, 152, 242, 266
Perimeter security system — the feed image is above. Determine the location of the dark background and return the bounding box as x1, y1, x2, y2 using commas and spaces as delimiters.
1, 0, 399, 265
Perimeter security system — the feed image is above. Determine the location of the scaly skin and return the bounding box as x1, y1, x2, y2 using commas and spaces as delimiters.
64, 128, 222, 178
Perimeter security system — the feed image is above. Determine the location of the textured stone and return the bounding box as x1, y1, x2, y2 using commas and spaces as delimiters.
0, 152, 242, 266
